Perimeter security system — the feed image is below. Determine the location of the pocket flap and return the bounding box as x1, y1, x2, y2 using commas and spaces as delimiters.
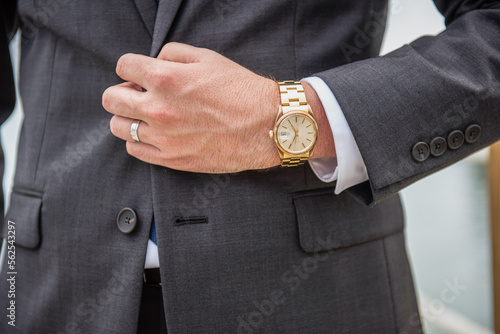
293, 188, 404, 253
3, 189, 42, 249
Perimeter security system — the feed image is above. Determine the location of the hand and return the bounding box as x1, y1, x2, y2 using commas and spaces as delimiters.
102, 42, 335, 173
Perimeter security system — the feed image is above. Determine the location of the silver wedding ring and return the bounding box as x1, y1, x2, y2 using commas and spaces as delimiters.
130, 120, 142, 143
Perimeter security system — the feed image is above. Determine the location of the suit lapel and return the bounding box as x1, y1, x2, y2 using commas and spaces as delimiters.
132, 0, 158, 38
149, 0, 183, 57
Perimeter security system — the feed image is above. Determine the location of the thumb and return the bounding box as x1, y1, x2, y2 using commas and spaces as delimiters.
157, 42, 209, 63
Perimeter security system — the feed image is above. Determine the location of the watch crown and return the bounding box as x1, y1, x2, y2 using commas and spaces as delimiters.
269, 130, 274, 139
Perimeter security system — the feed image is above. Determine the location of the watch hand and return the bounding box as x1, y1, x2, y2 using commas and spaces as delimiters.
288, 120, 298, 133
290, 134, 298, 149
292, 134, 298, 149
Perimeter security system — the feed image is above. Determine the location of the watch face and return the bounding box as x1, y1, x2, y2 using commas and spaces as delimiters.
276, 113, 318, 154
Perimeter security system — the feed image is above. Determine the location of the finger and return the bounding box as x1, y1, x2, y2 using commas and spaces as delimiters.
110, 115, 152, 144
157, 42, 209, 63
102, 83, 146, 119
116, 53, 167, 89
126, 141, 163, 166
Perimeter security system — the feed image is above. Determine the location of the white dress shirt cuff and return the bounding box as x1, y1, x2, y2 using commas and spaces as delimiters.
302, 76, 369, 194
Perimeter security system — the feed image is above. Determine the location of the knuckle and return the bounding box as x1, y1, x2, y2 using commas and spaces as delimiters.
136, 102, 150, 118
148, 101, 170, 122
149, 67, 170, 88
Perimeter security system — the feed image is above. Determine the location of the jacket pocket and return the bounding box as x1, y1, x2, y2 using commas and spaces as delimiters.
292, 187, 404, 253
2, 188, 42, 249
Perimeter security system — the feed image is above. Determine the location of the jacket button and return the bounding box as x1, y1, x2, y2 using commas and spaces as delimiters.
465, 124, 481, 144
117, 208, 138, 234
430, 137, 447, 157
412, 142, 430, 162
447, 130, 464, 150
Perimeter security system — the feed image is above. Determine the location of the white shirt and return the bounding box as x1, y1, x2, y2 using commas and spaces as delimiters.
144, 76, 369, 268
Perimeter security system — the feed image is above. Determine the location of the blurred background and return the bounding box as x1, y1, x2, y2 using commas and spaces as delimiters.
1, 1, 494, 333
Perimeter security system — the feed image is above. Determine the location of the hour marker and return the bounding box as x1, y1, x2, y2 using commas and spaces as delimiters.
302, 143, 305, 148
308, 132, 313, 134
283, 139, 287, 143
302, 118, 305, 124
306, 124, 311, 128
288, 143, 292, 149
306, 138, 311, 142
295, 116, 297, 123
282, 126, 287, 129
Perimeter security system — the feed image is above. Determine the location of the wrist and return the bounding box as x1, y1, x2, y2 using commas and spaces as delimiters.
262, 79, 282, 168
266, 80, 325, 168
301, 80, 336, 159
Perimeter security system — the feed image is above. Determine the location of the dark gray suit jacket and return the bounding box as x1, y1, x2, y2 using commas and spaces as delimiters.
1, 0, 499, 333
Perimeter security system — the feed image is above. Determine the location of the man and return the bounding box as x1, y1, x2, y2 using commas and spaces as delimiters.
1, 0, 499, 333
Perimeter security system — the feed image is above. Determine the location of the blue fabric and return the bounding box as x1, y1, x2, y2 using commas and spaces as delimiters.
150, 220, 157, 244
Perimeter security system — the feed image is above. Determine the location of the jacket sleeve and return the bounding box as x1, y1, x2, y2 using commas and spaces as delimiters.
315, 1, 500, 206
0, 0, 18, 222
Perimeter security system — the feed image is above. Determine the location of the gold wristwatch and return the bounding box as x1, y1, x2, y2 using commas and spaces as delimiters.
269, 80, 318, 167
